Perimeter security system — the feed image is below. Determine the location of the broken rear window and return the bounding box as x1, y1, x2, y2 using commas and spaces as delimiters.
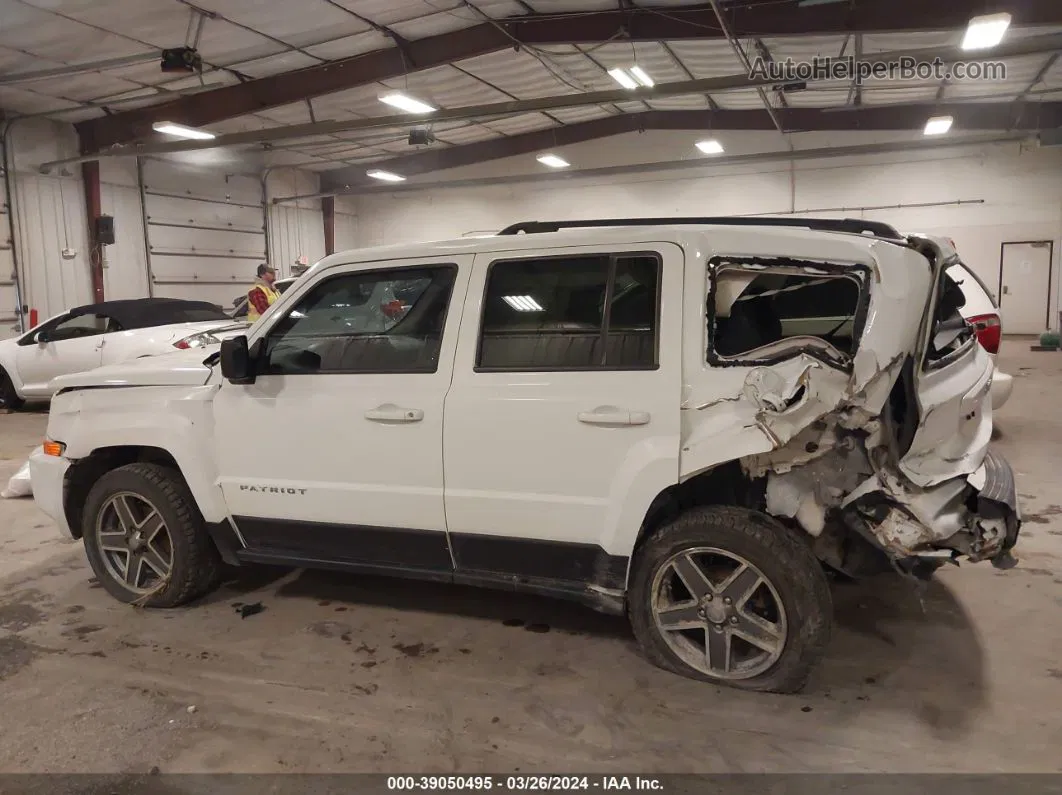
924, 262, 975, 366
708, 256, 866, 369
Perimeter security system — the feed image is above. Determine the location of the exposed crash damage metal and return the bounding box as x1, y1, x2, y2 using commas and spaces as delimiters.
683, 240, 1021, 580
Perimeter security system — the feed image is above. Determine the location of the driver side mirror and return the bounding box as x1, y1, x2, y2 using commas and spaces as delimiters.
220, 335, 258, 385
35, 330, 50, 345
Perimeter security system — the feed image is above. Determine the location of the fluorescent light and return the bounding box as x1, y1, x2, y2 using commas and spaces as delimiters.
366, 169, 406, 182
536, 153, 569, 168
923, 115, 953, 136
695, 139, 725, 154
151, 121, 215, 140
502, 295, 544, 312
628, 65, 654, 88
607, 68, 639, 90
378, 92, 436, 114
961, 12, 1011, 50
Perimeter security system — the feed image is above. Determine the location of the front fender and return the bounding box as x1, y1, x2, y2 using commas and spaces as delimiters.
49, 385, 227, 523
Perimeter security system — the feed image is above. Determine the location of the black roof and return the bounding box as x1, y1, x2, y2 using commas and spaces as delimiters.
69, 298, 229, 330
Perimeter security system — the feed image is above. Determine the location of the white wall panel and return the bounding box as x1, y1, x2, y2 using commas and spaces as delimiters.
3, 119, 92, 325
334, 195, 359, 253
266, 169, 324, 275
348, 137, 1062, 333
99, 159, 149, 300
141, 158, 267, 305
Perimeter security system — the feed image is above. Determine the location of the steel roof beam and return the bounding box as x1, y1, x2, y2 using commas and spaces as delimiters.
76, 0, 1061, 150
317, 102, 1062, 190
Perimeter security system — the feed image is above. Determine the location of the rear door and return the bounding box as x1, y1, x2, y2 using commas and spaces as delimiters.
900, 251, 995, 487
442, 243, 683, 586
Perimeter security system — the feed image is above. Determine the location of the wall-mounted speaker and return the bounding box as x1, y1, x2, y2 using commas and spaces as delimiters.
96, 215, 115, 246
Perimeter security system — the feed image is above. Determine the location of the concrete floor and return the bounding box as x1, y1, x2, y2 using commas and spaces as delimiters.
1, 345, 1061, 775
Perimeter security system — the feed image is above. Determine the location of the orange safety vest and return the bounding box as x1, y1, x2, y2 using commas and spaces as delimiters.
246, 282, 281, 322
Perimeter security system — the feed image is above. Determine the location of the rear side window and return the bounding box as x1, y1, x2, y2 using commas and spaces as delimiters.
477, 253, 660, 371
709, 256, 866, 369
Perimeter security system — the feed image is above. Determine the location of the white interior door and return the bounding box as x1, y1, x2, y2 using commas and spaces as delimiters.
999, 241, 1053, 334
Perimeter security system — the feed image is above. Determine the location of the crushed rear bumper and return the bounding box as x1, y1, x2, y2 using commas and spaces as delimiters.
840, 449, 1020, 570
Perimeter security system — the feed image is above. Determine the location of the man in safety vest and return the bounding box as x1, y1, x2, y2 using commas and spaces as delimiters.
246, 263, 280, 322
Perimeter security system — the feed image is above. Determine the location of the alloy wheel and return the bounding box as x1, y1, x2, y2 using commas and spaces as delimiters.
650, 546, 788, 679
95, 492, 174, 594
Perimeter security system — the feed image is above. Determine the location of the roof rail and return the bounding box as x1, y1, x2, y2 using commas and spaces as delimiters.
496, 217, 906, 241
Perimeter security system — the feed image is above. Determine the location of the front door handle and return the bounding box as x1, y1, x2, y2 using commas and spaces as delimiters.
577, 407, 650, 427
365, 404, 424, 423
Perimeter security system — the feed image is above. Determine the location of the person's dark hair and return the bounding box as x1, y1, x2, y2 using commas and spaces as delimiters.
256, 263, 275, 277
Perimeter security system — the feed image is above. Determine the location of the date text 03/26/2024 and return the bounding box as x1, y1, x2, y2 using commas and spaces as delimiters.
386, 776, 664, 791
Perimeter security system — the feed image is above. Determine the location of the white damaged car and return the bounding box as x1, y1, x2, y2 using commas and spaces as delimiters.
29, 217, 1020, 692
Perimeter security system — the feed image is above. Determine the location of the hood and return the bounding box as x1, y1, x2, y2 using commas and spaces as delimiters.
50, 348, 215, 393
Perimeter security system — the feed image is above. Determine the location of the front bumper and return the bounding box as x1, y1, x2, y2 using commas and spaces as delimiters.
28, 449, 74, 540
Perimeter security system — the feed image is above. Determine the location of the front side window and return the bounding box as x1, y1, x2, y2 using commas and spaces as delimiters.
48, 313, 113, 341
709, 256, 867, 369
477, 253, 660, 371
260, 265, 457, 375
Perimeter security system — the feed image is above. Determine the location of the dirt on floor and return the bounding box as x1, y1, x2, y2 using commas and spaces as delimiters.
1, 345, 1061, 774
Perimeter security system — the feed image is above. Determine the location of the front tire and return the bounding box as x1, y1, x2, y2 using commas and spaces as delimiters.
82, 463, 221, 607
0, 367, 24, 411
628, 506, 832, 693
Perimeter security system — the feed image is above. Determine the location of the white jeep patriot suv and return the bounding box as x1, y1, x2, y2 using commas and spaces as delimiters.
30, 217, 1020, 693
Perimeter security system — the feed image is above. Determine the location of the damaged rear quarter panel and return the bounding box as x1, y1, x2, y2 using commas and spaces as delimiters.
681, 240, 932, 481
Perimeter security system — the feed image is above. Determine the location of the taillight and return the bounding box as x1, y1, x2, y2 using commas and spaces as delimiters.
968, 313, 1001, 354
173, 340, 190, 350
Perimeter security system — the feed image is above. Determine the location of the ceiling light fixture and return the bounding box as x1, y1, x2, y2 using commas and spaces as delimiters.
695, 139, 725, 154
536, 153, 570, 168
151, 121, 215, 140
366, 169, 406, 182
961, 12, 1011, 50
608, 66, 653, 89
503, 295, 544, 312
923, 115, 953, 136
378, 92, 437, 114
628, 66, 655, 88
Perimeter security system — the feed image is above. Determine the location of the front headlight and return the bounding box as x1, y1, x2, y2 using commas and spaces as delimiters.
174, 331, 221, 350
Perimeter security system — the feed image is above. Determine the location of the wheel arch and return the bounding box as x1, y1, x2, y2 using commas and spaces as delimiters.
64, 445, 182, 539
629, 461, 765, 563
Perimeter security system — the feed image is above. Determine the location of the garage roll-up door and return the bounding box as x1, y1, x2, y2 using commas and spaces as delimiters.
142, 160, 265, 308
0, 164, 20, 338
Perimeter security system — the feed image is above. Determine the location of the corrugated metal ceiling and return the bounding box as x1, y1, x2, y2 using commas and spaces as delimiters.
0, 0, 1059, 173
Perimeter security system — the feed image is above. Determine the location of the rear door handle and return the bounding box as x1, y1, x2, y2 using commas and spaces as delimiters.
365, 405, 424, 423
577, 408, 650, 427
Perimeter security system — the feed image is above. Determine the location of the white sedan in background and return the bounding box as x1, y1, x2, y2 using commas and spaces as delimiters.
0, 297, 245, 410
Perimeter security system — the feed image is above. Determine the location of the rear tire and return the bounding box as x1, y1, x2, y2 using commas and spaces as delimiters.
0, 367, 24, 411
628, 505, 832, 693
82, 463, 221, 607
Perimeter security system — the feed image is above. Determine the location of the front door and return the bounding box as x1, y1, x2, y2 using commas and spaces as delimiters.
213, 255, 470, 571
999, 241, 1053, 335
442, 244, 683, 586
15, 313, 108, 395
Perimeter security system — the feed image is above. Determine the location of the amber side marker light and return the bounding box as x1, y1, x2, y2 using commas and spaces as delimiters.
42, 440, 65, 457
